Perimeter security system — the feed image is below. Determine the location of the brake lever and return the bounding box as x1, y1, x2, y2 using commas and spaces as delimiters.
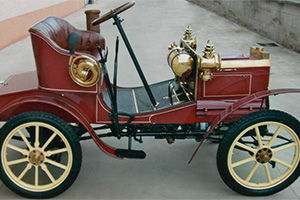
97, 46, 108, 63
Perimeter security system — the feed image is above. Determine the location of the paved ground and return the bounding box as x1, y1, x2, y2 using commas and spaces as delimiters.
0, 0, 300, 199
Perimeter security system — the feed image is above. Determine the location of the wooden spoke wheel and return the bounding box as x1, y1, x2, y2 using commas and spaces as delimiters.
0, 111, 82, 198
217, 110, 300, 196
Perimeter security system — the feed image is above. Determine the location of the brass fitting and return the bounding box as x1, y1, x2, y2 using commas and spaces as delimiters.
198, 40, 221, 82
200, 69, 214, 82
203, 40, 215, 59
180, 26, 197, 51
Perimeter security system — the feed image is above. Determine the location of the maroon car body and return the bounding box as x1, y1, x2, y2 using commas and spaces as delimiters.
0, 1, 299, 198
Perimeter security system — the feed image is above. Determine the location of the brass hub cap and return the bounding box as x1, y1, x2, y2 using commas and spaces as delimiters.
28, 150, 45, 166
255, 148, 273, 164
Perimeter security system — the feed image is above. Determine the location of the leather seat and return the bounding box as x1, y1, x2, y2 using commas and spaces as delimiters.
29, 16, 105, 92
29, 16, 105, 59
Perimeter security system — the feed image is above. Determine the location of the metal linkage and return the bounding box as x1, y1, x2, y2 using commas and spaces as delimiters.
112, 15, 158, 108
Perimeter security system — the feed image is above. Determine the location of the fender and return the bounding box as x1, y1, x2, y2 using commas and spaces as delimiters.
189, 88, 300, 163
0, 94, 118, 158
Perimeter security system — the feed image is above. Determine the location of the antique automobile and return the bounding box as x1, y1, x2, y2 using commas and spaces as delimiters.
0, 1, 300, 198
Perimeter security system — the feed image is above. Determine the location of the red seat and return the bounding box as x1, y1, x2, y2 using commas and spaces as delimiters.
29, 16, 105, 93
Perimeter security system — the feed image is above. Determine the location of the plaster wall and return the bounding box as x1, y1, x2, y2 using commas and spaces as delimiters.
0, 0, 85, 50
187, 0, 300, 53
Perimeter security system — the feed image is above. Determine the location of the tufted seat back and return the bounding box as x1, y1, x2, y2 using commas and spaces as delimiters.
29, 16, 105, 59
29, 16, 105, 92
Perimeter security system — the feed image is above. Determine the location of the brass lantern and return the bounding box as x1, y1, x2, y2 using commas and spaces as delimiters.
167, 47, 194, 77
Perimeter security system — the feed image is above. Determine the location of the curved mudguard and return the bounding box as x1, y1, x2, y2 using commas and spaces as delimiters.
189, 88, 300, 163
0, 95, 118, 159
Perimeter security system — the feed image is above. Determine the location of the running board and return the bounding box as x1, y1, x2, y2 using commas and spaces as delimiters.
115, 149, 146, 159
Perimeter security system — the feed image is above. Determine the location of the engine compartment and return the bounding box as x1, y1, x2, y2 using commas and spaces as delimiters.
167, 26, 270, 103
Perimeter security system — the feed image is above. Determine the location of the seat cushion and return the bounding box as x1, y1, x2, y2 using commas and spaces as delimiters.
29, 16, 105, 56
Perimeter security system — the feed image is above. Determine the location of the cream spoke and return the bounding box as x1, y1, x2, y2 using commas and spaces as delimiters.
255, 127, 263, 148
266, 126, 282, 147
34, 126, 40, 148
1, 119, 77, 195
45, 158, 67, 170
272, 157, 292, 169
41, 164, 55, 183
18, 163, 32, 180
41, 132, 57, 150
19, 130, 33, 150
232, 156, 255, 168
35, 166, 39, 186
7, 157, 28, 166
236, 142, 257, 153
223, 117, 300, 193
7, 144, 29, 156
245, 162, 260, 182
46, 148, 67, 157
272, 142, 296, 153
264, 163, 272, 183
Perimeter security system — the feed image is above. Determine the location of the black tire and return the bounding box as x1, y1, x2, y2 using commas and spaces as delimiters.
0, 111, 82, 198
217, 110, 300, 196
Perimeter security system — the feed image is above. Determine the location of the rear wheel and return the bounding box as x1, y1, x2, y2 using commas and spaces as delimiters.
217, 110, 300, 196
0, 111, 82, 198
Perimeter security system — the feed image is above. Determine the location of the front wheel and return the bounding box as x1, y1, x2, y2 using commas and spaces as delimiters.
0, 111, 82, 198
217, 110, 300, 196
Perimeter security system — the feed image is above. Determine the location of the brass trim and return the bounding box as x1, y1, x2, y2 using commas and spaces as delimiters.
221, 59, 270, 69
132, 89, 139, 113
172, 88, 181, 102
250, 46, 270, 59
179, 82, 192, 101
69, 55, 102, 87
194, 62, 199, 101
96, 95, 197, 124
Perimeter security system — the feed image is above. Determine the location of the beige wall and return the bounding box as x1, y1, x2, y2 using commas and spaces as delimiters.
0, 0, 85, 50
187, 0, 300, 53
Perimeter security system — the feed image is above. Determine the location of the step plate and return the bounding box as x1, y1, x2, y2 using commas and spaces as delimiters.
115, 149, 146, 159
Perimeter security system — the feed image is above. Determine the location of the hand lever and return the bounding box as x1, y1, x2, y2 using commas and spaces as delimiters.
98, 47, 108, 64
113, 36, 119, 106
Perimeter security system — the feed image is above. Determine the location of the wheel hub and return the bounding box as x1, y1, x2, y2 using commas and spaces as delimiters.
255, 147, 272, 164
28, 150, 45, 166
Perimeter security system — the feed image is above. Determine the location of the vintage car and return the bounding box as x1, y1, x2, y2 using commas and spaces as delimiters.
0, 1, 300, 198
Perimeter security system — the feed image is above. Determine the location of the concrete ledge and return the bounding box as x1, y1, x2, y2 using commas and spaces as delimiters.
0, 0, 84, 50
187, 0, 300, 53
276, 0, 300, 6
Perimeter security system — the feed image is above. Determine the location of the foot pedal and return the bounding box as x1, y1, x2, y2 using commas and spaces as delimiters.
115, 149, 146, 159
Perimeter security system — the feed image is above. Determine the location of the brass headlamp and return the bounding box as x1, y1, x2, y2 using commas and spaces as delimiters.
167, 26, 196, 77
167, 46, 193, 77
167, 28, 221, 83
